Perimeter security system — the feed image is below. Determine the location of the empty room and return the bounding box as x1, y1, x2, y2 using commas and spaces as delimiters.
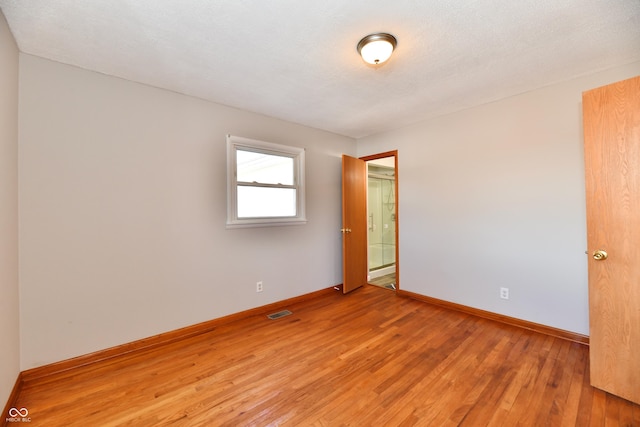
1, 1, 640, 425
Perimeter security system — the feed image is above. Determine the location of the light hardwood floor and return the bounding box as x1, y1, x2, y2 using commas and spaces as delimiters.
10, 285, 640, 426
369, 272, 396, 290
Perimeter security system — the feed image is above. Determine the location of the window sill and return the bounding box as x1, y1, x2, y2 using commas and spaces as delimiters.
225, 218, 308, 229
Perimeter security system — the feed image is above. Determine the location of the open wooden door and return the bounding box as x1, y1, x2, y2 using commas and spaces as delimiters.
341, 155, 367, 294
583, 75, 640, 405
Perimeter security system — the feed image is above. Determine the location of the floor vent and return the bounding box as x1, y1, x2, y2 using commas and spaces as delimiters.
267, 310, 292, 320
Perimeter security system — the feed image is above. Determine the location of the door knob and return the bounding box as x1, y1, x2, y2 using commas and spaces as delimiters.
340, 228, 352, 233
593, 250, 608, 261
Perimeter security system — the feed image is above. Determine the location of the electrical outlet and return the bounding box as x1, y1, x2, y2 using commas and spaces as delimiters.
256, 281, 263, 292
500, 287, 509, 300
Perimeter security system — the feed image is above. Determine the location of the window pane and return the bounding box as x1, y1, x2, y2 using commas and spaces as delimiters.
237, 186, 297, 218
237, 150, 294, 185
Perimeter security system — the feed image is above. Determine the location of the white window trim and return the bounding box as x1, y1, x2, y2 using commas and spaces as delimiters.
226, 134, 307, 229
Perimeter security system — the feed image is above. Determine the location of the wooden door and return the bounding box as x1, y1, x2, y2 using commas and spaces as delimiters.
583, 75, 640, 405
342, 155, 368, 294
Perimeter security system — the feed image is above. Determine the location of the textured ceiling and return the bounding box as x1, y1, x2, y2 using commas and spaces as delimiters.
1, 1, 639, 138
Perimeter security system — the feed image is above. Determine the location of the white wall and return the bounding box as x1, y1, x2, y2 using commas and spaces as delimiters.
358, 63, 640, 335
19, 55, 355, 369
14, 42, 640, 372
0, 9, 20, 407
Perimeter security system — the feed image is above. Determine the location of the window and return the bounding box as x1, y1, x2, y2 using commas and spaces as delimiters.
226, 135, 306, 228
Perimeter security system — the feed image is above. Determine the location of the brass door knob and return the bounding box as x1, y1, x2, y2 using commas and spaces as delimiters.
593, 250, 608, 261
340, 228, 352, 233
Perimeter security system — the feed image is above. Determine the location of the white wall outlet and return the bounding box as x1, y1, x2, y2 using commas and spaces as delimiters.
500, 287, 509, 300
256, 281, 263, 293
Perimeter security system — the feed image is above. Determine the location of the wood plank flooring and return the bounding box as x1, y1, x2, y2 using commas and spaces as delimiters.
11, 285, 640, 426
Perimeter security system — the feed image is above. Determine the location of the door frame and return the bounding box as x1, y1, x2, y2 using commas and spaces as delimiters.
361, 150, 399, 291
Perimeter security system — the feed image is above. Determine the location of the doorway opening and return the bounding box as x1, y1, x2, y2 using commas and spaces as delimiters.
363, 152, 398, 291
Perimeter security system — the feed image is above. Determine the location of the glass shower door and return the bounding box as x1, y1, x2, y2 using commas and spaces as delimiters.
368, 175, 395, 273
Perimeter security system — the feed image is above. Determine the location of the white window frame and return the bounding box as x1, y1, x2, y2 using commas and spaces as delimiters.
226, 134, 306, 228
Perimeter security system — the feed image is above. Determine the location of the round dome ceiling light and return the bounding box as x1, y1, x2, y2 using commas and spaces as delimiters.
357, 33, 397, 65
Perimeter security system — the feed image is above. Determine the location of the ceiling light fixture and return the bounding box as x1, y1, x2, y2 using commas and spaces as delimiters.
357, 33, 397, 65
